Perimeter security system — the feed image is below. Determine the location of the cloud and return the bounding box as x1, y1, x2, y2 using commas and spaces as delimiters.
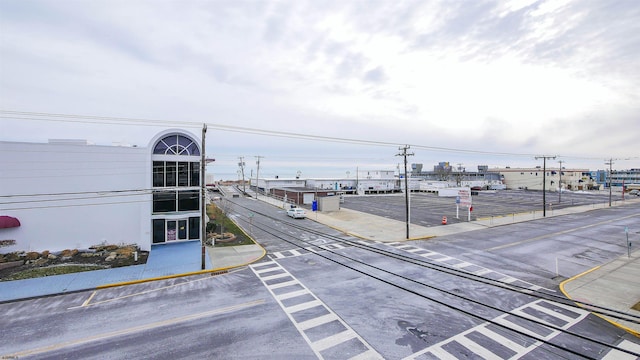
0, 0, 638, 178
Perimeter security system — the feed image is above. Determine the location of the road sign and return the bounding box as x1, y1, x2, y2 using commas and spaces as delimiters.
458, 189, 472, 207
455, 196, 460, 204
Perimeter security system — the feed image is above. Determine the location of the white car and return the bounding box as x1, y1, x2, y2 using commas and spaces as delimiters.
287, 208, 306, 219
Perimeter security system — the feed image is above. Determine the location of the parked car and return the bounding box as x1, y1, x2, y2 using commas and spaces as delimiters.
287, 208, 306, 219
629, 189, 639, 196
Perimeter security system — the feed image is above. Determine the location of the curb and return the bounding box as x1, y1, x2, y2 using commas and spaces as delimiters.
559, 265, 640, 337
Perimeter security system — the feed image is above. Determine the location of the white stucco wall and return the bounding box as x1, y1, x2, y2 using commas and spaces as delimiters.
0, 141, 151, 252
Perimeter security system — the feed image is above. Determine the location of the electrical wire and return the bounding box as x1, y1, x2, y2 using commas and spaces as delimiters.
4, 110, 636, 161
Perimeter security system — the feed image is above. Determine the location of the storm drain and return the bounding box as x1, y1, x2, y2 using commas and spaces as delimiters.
250, 260, 382, 360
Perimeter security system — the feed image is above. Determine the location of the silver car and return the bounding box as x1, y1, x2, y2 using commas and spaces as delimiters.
287, 208, 306, 219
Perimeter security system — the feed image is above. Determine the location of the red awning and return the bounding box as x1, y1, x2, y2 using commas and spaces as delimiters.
0, 216, 20, 229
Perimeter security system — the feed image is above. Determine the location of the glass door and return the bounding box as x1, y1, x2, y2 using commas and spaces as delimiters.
167, 220, 177, 241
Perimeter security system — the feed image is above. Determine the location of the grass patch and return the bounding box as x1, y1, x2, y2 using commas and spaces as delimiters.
207, 203, 255, 247
4, 264, 108, 280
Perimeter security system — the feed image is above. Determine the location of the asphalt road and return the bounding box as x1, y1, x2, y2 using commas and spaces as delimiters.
1, 196, 639, 359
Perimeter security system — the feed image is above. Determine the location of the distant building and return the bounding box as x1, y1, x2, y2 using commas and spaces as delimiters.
492, 167, 596, 191
411, 163, 503, 189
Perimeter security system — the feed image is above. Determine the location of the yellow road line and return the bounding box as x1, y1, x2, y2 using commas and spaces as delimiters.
69, 275, 215, 309
559, 266, 640, 338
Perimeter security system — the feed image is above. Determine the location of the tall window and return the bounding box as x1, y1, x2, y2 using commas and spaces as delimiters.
153, 134, 200, 156
153, 190, 199, 213
152, 161, 200, 188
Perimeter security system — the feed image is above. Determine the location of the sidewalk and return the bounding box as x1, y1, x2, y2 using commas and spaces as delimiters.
560, 251, 640, 336
0, 241, 265, 303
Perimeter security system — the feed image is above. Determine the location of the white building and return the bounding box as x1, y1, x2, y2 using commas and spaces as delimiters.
0, 129, 203, 253
493, 167, 594, 191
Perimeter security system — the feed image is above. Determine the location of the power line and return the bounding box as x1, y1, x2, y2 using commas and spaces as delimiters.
4, 109, 629, 161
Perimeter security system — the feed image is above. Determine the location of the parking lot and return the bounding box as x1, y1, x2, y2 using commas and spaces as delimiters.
340, 190, 625, 226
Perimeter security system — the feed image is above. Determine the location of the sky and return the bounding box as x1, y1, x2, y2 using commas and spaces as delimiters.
1, 0, 638, 180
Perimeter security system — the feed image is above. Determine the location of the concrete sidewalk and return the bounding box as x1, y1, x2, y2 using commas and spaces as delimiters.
0, 241, 265, 302
560, 251, 640, 336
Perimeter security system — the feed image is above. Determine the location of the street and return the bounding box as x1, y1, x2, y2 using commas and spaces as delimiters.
1, 196, 639, 359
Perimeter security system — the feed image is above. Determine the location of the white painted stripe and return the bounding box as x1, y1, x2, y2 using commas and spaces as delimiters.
419, 252, 441, 257
268, 280, 298, 289
395, 244, 414, 249
602, 348, 638, 360
275, 289, 309, 301
406, 247, 423, 253
298, 313, 338, 331
618, 339, 640, 353
272, 252, 285, 259
473, 268, 492, 276
455, 336, 502, 360
249, 262, 383, 360
602, 340, 640, 359
499, 277, 518, 283
313, 330, 356, 352
493, 316, 552, 339
260, 272, 290, 281
529, 303, 575, 324
305, 246, 318, 253
284, 300, 322, 314
289, 249, 302, 256
253, 266, 280, 274
452, 262, 472, 268
433, 256, 452, 261
405, 347, 451, 360
474, 325, 529, 354
251, 261, 276, 269
348, 349, 380, 360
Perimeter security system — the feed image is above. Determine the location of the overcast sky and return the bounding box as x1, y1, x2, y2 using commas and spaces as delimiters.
1, 0, 638, 179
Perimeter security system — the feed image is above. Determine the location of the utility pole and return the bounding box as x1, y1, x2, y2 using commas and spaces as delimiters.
396, 145, 414, 239
535, 155, 556, 217
558, 160, 563, 204
605, 158, 614, 206
200, 124, 207, 270
255, 156, 264, 199
238, 157, 246, 194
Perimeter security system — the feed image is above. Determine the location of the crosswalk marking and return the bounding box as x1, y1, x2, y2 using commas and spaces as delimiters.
602, 340, 640, 359
313, 330, 355, 352
276, 289, 308, 300
270, 242, 351, 260
403, 299, 590, 359
381, 241, 553, 293
250, 261, 382, 359
298, 313, 338, 331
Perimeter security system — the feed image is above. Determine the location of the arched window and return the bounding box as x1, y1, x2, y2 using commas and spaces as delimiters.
153, 134, 200, 156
